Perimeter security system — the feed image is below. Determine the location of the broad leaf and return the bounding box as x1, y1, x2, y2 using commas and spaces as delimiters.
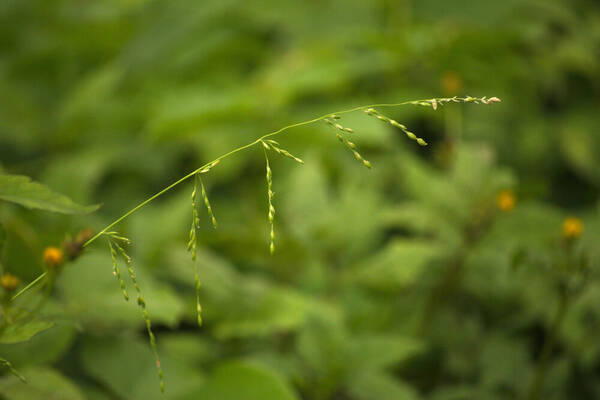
349, 239, 443, 291
0, 320, 54, 344
81, 335, 206, 400
0, 174, 99, 214
203, 360, 299, 400
0, 324, 76, 366
0, 367, 85, 400
347, 335, 424, 372
348, 371, 420, 400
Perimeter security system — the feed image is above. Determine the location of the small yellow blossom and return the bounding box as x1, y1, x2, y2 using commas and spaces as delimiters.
43, 246, 64, 268
1, 273, 19, 291
441, 71, 463, 95
496, 189, 516, 212
562, 217, 583, 239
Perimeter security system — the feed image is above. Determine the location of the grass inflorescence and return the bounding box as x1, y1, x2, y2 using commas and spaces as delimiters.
11, 95, 500, 393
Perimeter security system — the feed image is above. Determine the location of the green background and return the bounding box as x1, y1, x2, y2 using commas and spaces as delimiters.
1, 0, 599, 399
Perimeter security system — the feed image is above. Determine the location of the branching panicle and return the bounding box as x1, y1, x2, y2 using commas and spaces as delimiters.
11, 95, 500, 394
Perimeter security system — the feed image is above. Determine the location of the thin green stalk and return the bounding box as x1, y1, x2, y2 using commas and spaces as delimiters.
416, 250, 466, 336
13, 96, 497, 301
10, 272, 47, 301
113, 241, 165, 393
0, 357, 26, 383
527, 289, 569, 400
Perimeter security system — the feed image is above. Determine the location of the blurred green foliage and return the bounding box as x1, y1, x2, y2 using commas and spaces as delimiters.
1, 0, 599, 399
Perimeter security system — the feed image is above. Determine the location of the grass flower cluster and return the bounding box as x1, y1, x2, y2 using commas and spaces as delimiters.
8, 95, 500, 392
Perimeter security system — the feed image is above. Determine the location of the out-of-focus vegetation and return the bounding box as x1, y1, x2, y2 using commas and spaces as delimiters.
1, 0, 599, 399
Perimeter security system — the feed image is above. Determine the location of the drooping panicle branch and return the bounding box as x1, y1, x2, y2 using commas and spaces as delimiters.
364, 108, 428, 146
188, 173, 203, 327
199, 178, 218, 229
107, 234, 165, 393
109, 240, 129, 301
324, 115, 372, 169
261, 139, 304, 165
263, 147, 276, 255
260, 139, 306, 255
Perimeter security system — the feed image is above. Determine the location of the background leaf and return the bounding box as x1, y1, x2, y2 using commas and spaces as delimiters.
0, 367, 85, 400
0, 320, 54, 345
0, 174, 99, 214
203, 360, 299, 400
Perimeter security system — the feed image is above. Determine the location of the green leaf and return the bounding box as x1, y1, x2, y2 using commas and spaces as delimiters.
0, 324, 77, 367
203, 360, 299, 400
0, 320, 54, 344
349, 239, 442, 291
212, 284, 318, 339
163, 247, 333, 339
347, 335, 424, 371
348, 371, 420, 400
0, 174, 99, 214
80, 335, 206, 400
0, 367, 85, 400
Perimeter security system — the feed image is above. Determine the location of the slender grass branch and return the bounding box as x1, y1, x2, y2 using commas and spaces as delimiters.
10, 272, 47, 301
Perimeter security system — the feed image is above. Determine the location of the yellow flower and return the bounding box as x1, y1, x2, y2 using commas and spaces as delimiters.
441, 71, 463, 95
43, 246, 64, 268
1, 273, 19, 292
496, 189, 516, 212
562, 217, 583, 239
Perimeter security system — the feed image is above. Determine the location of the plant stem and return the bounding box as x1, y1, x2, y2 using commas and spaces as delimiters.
0, 357, 26, 383
416, 249, 466, 336
527, 288, 569, 400
10, 271, 47, 301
